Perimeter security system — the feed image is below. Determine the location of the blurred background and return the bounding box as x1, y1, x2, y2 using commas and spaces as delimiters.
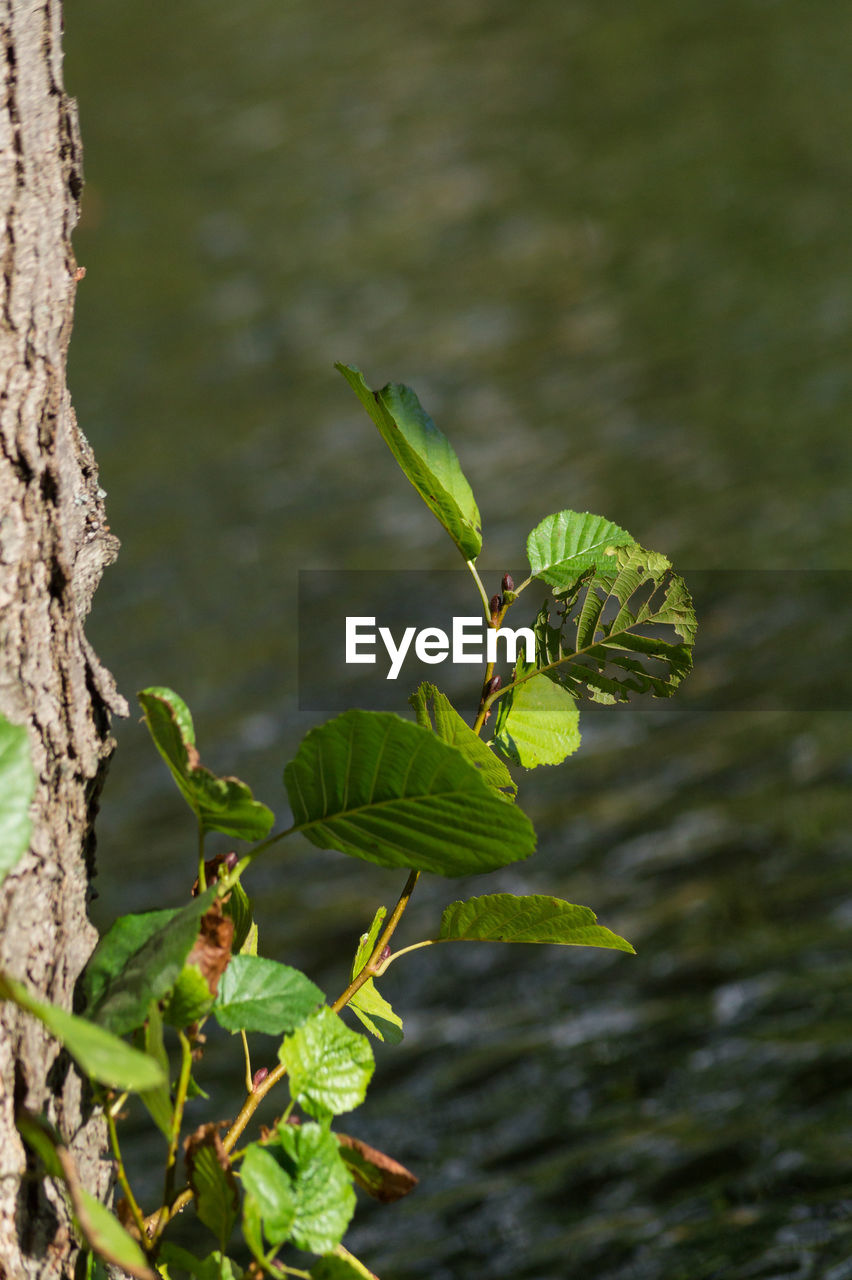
66, 2, 852, 1277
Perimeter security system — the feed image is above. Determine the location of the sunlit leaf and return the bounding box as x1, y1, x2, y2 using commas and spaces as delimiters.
533, 544, 697, 702
410, 683, 516, 799
277, 1122, 356, 1255
336, 364, 482, 560
284, 710, 535, 878
527, 509, 635, 590
213, 956, 324, 1036
280, 1006, 374, 1120
491, 657, 581, 768
438, 894, 634, 951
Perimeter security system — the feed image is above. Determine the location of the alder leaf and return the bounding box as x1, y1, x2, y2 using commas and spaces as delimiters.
438, 893, 634, 951
284, 710, 535, 878
336, 364, 482, 561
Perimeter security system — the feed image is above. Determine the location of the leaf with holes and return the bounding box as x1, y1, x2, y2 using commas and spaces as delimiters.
532, 544, 697, 703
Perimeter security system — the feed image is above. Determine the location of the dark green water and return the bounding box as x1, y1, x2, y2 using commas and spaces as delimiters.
65, 3, 852, 1276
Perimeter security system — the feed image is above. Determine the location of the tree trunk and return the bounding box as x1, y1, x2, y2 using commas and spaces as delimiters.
0, 1, 125, 1275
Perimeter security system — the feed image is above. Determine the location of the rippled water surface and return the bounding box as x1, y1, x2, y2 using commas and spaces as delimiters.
65, 3, 851, 1276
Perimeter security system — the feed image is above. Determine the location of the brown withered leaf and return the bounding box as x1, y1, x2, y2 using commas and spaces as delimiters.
185, 899, 234, 997
336, 1132, 418, 1204
184, 1120, 232, 1176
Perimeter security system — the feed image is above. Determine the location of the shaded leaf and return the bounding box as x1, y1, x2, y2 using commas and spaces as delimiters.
163, 965, 213, 1030
284, 710, 535, 878
533, 544, 697, 702
185, 1124, 238, 1252
138, 688, 274, 840
16, 1112, 157, 1279
336, 364, 482, 560
438, 894, 634, 951
139, 1001, 173, 1138
336, 1132, 418, 1204
409, 683, 516, 799
0, 973, 166, 1092
491, 656, 581, 768
84, 888, 217, 1035
280, 1006, 374, 1120
277, 1122, 356, 1255
0, 712, 35, 886
213, 955, 324, 1036
527, 510, 635, 589
157, 1243, 245, 1279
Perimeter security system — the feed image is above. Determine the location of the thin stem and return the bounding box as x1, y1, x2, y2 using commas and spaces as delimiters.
241, 1029, 253, 1095
466, 559, 491, 622
377, 939, 437, 971
150, 1028, 193, 1243
197, 827, 207, 893
105, 1105, 149, 1247
331, 869, 420, 1012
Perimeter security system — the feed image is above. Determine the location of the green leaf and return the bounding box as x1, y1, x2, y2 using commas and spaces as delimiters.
526, 510, 635, 590
491, 657, 581, 768
157, 1244, 245, 1279
349, 981, 403, 1045
224, 880, 253, 955
280, 1006, 374, 1120
352, 907, 386, 974
438, 894, 634, 952
336, 364, 482, 561
0, 973, 166, 1092
409, 683, 516, 799
75, 1187, 157, 1279
0, 712, 35, 886
240, 1144, 296, 1246
311, 1245, 379, 1279
186, 1129, 238, 1252
284, 710, 535, 878
84, 888, 217, 1035
138, 688, 274, 840
347, 910, 403, 1043
139, 1001, 173, 1138
163, 964, 214, 1029
17, 1109, 157, 1278
533, 544, 697, 702
277, 1122, 356, 1255
212, 956, 324, 1036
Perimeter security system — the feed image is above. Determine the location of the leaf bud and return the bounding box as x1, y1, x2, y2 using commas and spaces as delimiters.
224, 852, 239, 871
379, 944, 391, 963
501, 573, 515, 593
252, 1067, 269, 1090
488, 674, 502, 695
489, 593, 502, 618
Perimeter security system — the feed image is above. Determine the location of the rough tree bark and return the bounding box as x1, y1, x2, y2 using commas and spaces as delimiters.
0, 1, 125, 1275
